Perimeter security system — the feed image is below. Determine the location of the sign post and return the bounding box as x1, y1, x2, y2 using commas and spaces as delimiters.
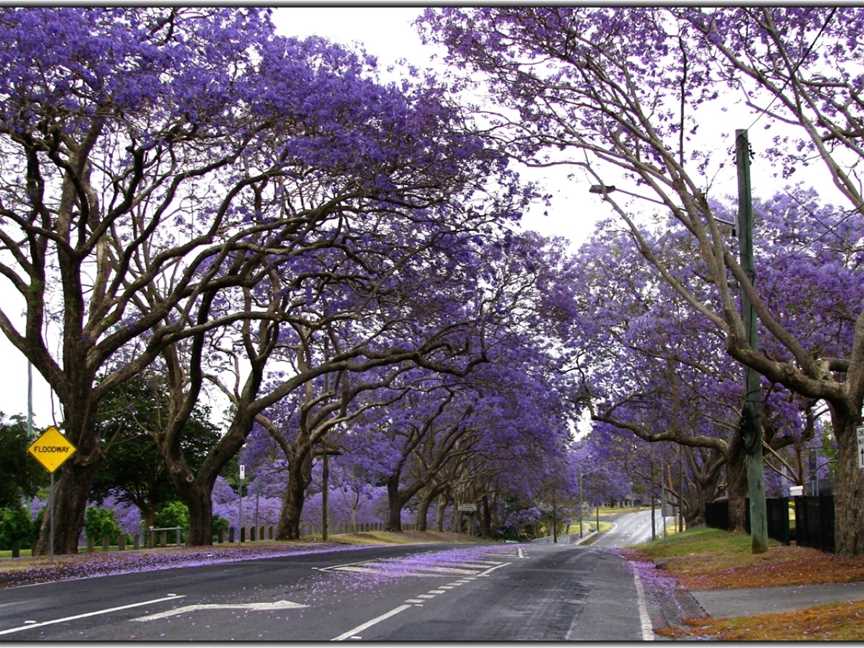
239, 464, 245, 543
27, 426, 77, 556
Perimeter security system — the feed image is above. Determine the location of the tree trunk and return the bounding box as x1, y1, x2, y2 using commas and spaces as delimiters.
480, 495, 492, 537
436, 495, 448, 532
386, 477, 403, 532
831, 407, 864, 555
277, 456, 311, 540
34, 460, 97, 555
416, 494, 432, 532
185, 484, 214, 546
726, 432, 748, 532
142, 504, 157, 532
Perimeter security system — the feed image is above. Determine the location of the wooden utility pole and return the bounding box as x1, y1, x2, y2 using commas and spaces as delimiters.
322, 453, 329, 542
736, 129, 768, 554
650, 459, 656, 541
552, 489, 558, 544
578, 470, 584, 538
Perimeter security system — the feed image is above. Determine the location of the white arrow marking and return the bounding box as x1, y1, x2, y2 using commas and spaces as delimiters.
132, 600, 308, 622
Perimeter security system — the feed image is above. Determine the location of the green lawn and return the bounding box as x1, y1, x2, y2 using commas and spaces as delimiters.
631, 526, 766, 559
566, 520, 613, 535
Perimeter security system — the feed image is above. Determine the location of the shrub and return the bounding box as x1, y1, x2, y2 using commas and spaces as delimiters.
154, 500, 190, 533
211, 515, 229, 540
85, 507, 121, 543
0, 506, 32, 556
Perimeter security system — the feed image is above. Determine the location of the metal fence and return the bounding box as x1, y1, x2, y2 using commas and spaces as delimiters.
705, 496, 834, 552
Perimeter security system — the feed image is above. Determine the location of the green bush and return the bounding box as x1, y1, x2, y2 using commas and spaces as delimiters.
211, 514, 229, 540
154, 500, 189, 533
84, 507, 121, 543
0, 506, 32, 555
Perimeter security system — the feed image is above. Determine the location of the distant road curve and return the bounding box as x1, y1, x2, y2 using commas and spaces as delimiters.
591, 510, 666, 548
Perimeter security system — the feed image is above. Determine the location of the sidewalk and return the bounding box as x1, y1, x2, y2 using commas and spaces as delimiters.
691, 581, 864, 618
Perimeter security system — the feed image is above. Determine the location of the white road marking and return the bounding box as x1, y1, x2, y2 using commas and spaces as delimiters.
439, 586, 454, 590
402, 566, 479, 575
428, 561, 499, 569
517, 548, 525, 559
349, 636, 362, 640
428, 589, 446, 594
331, 604, 411, 642
0, 594, 185, 636
404, 599, 424, 604
633, 570, 655, 641
331, 566, 381, 574
478, 562, 511, 577
132, 599, 308, 622
417, 594, 435, 599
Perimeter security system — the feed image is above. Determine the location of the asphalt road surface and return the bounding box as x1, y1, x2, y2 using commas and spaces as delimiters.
593, 509, 667, 548
0, 536, 659, 641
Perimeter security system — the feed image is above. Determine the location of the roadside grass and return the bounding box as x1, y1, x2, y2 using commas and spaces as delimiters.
597, 505, 646, 516
0, 549, 33, 558
566, 521, 613, 535
628, 527, 864, 590
657, 600, 864, 641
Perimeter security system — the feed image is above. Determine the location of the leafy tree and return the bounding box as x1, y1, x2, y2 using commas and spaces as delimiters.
421, 7, 864, 554
89, 375, 220, 529
0, 414, 48, 508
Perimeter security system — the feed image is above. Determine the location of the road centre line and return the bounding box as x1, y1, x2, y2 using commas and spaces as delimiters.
428, 590, 446, 594
404, 599, 424, 604
478, 562, 511, 577
331, 604, 411, 642
0, 594, 185, 637
518, 548, 525, 558
417, 594, 435, 599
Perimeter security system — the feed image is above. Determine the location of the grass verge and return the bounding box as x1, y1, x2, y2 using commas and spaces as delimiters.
629, 526, 864, 590
658, 600, 864, 641
566, 521, 613, 535
320, 530, 485, 545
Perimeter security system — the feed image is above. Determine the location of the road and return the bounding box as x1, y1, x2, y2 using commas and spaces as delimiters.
593, 509, 667, 547
0, 519, 666, 641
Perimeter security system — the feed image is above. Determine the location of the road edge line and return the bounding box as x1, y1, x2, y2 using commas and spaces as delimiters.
331, 604, 411, 641
633, 570, 655, 641
0, 594, 185, 636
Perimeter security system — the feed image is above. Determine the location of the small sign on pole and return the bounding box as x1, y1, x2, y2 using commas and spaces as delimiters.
27, 426, 76, 558
789, 485, 804, 497
458, 503, 477, 513
239, 464, 246, 480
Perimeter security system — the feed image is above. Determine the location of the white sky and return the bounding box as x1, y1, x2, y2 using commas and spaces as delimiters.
1, 7, 845, 427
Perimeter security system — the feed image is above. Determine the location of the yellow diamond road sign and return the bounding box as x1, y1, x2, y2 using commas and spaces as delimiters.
27, 426, 77, 473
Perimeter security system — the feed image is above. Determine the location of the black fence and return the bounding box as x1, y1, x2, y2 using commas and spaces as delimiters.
794, 496, 835, 553
705, 495, 834, 553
